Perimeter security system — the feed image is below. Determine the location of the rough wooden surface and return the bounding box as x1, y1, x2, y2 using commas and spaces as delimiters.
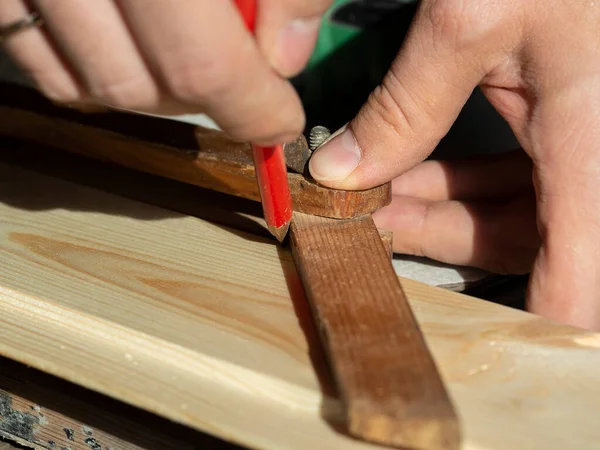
290, 213, 460, 449
0, 83, 391, 220
0, 442, 23, 450
1, 160, 600, 449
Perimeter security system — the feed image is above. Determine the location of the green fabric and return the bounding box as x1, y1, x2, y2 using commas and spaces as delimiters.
306, 0, 362, 69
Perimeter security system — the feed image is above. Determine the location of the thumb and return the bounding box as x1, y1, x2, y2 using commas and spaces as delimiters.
258, 0, 332, 77
308, 3, 496, 190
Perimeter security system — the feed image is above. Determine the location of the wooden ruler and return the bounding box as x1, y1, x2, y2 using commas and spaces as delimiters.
0, 83, 390, 220
291, 214, 460, 449
1, 148, 600, 450
0, 84, 460, 449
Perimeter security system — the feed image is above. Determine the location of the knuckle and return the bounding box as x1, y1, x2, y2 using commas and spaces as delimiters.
426, 0, 487, 51
416, 202, 435, 258
365, 73, 441, 142
403, 201, 433, 258
89, 74, 157, 111
364, 82, 413, 139
164, 57, 233, 104
427, 0, 465, 43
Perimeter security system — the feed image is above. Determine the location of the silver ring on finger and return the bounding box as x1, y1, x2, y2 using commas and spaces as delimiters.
0, 12, 44, 44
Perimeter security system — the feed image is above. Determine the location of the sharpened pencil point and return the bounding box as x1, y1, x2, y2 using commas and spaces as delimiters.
268, 222, 290, 243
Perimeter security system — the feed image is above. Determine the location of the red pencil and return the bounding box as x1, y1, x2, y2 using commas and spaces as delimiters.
233, 0, 293, 242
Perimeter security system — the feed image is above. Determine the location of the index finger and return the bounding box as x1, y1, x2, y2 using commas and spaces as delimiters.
118, 0, 305, 144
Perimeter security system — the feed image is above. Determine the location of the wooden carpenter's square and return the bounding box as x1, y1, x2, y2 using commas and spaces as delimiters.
0, 83, 391, 221
0, 82, 461, 450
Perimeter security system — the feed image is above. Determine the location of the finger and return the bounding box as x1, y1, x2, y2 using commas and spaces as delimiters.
118, 0, 304, 144
526, 95, 600, 330
33, 0, 160, 111
373, 194, 539, 274
392, 150, 533, 201
309, 1, 520, 189
0, 0, 81, 101
258, 0, 332, 76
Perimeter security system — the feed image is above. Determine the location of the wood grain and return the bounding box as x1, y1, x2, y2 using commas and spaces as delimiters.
0, 83, 390, 220
290, 213, 460, 449
1, 156, 600, 449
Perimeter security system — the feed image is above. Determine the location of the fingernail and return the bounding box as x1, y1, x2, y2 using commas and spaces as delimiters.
274, 17, 321, 75
309, 127, 362, 181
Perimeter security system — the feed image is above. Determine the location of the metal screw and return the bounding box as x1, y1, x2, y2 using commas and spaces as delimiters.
309, 126, 331, 151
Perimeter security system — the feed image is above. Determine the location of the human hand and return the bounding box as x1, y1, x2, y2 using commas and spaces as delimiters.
0, 0, 332, 144
373, 150, 539, 274
309, 0, 600, 329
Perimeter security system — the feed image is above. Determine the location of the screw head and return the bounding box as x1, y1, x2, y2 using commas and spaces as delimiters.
309, 126, 331, 151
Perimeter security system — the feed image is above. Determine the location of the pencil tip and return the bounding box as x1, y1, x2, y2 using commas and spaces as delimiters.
268, 222, 290, 243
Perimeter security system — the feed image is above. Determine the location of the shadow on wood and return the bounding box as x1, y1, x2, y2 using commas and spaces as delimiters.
0, 138, 270, 241
275, 246, 348, 434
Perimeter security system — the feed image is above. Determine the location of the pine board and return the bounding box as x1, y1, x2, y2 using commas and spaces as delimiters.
0, 159, 599, 449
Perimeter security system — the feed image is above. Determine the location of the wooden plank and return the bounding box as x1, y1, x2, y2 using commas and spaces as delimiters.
0, 140, 491, 291
290, 213, 460, 449
0, 441, 31, 450
1, 157, 600, 449
0, 138, 271, 239
0, 357, 239, 450
0, 443, 20, 450
0, 83, 391, 220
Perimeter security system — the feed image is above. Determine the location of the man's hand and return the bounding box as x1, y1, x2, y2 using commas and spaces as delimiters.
309, 0, 600, 329
0, 0, 332, 145
373, 150, 539, 274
